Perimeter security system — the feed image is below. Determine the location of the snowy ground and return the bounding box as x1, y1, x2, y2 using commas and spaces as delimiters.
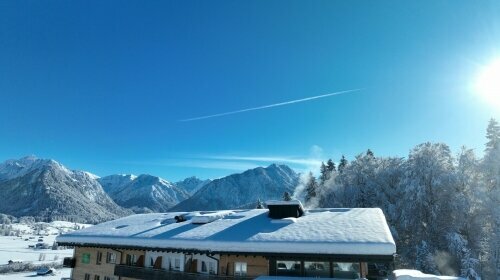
392, 269, 465, 280
0, 235, 73, 265
0, 220, 90, 278
0, 268, 71, 279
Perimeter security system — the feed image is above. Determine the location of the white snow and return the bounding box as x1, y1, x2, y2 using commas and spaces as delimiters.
266, 200, 304, 207
392, 269, 466, 280
0, 221, 88, 266
0, 235, 73, 265
83, 171, 100, 180
191, 211, 234, 224
57, 208, 396, 255
0, 268, 71, 279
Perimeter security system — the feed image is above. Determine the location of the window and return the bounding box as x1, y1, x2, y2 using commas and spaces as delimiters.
174, 258, 181, 270
96, 251, 102, 265
81, 253, 91, 264
209, 261, 216, 274
201, 261, 207, 272
94, 275, 100, 280
104, 277, 114, 280
84, 274, 90, 280
234, 262, 247, 276
125, 254, 137, 266
304, 261, 330, 278
106, 252, 116, 264
276, 260, 301, 277
332, 262, 361, 279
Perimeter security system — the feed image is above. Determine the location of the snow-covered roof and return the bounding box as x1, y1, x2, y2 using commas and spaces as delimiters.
56, 208, 396, 256
265, 200, 303, 206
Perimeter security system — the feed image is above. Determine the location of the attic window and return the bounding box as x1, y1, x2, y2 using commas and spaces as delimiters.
266, 200, 304, 219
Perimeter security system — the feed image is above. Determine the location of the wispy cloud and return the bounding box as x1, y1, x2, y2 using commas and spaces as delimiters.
207, 155, 322, 168
109, 146, 325, 176
179, 88, 362, 122
108, 159, 259, 172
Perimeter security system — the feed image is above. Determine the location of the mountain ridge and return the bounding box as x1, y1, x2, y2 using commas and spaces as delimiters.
0, 156, 131, 223
170, 163, 299, 211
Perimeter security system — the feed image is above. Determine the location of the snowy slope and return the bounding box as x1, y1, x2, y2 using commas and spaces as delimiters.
0, 156, 131, 223
99, 174, 190, 213
174, 176, 211, 195
170, 164, 299, 211
99, 174, 137, 193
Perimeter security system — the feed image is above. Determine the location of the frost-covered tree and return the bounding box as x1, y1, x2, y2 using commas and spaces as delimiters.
402, 142, 455, 252
338, 155, 348, 173
256, 199, 264, 209
415, 241, 438, 274
297, 119, 499, 278
283, 192, 291, 201
326, 159, 336, 172
366, 149, 374, 157
319, 162, 328, 186
479, 118, 500, 279
304, 172, 318, 204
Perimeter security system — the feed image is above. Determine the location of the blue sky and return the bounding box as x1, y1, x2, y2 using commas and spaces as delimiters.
1, 1, 499, 181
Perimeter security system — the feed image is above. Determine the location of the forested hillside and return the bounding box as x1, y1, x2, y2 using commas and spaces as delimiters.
298, 119, 499, 279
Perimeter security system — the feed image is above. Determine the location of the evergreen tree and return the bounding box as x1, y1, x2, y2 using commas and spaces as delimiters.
305, 172, 318, 204
319, 162, 328, 185
256, 199, 264, 209
485, 118, 500, 152
326, 159, 336, 172
338, 155, 348, 173
415, 241, 438, 274
366, 149, 374, 157
481, 118, 500, 279
283, 192, 291, 201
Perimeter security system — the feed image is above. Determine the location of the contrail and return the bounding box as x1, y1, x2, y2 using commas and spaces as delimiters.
179, 88, 362, 122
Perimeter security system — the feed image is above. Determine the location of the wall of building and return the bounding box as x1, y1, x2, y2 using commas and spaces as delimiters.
72, 246, 121, 280
119, 249, 146, 280
191, 254, 219, 274
144, 251, 185, 271
219, 255, 268, 277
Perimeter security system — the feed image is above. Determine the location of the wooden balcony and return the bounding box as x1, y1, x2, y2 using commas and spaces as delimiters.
114, 265, 255, 280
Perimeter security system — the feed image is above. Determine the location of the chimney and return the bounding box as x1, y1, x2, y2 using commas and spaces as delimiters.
266, 200, 304, 219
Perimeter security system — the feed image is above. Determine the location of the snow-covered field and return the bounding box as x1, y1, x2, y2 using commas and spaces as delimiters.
0, 221, 91, 278
0, 268, 71, 279
0, 235, 73, 265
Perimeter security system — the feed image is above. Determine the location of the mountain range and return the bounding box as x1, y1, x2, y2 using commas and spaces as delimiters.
98, 174, 190, 213
0, 156, 130, 223
170, 164, 299, 211
0, 156, 299, 223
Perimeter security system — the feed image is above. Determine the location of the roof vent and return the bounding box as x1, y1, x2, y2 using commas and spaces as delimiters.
174, 215, 186, 223
266, 200, 304, 219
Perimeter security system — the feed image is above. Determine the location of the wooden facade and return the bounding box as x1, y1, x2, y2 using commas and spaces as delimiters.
65, 245, 392, 280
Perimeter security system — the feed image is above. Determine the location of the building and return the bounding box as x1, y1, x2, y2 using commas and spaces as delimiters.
56, 201, 396, 280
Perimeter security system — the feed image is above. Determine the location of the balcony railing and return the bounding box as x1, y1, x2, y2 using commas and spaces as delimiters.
114, 265, 255, 280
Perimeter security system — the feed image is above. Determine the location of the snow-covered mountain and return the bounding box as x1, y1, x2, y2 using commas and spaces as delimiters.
170, 164, 299, 211
174, 176, 211, 195
99, 174, 190, 213
0, 156, 131, 223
